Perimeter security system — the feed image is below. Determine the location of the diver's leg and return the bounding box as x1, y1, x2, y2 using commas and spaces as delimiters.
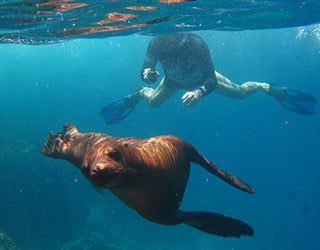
214, 71, 285, 100
139, 77, 179, 107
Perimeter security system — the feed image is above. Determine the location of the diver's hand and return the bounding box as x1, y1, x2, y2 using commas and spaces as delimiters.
141, 68, 160, 84
181, 89, 203, 107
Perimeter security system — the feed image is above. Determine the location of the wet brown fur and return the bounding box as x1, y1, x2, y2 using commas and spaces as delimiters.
41, 123, 254, 233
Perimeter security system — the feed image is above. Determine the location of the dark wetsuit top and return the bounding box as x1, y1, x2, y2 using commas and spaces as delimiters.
141, 33, 217, 96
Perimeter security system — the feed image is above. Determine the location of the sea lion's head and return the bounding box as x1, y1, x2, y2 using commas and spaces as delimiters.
81, 141, 134, 189
40, 123, 79, 159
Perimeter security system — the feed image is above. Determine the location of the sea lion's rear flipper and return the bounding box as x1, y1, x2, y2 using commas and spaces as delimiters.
178, 211, 254, 238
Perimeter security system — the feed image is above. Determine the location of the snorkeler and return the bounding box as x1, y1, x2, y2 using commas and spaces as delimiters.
101, 32, 317, 124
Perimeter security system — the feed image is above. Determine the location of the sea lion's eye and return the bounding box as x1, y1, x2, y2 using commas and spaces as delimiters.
108, 150, 122, 162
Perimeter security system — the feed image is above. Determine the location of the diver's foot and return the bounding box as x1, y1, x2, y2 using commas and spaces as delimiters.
267, 84, 287, 101
126, 87, 143, 106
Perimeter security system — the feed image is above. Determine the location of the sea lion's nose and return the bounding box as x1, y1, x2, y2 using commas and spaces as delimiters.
91, 163, 105, 176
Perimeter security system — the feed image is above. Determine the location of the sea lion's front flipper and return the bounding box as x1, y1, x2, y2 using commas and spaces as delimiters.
190, 148, 255, 193
204, 159, 255, 193
40, 123, 79, 159
178, 211, 254, 238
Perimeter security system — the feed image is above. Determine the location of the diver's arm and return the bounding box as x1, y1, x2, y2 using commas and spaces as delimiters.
141, 38, 161, 83
182, 41, 217, 106
192, 34, 217, 96
181, 77, 216, 107
198, 74, 217, 96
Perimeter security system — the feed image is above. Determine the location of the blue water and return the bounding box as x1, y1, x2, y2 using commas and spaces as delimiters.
0, 25, 320, 249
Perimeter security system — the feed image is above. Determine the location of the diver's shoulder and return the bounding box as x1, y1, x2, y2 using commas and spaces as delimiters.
187, 33, 207, 47
188, 33, 204, 40
148, 36, 164, 49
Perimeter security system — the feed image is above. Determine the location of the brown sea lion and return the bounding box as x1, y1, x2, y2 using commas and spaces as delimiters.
40, 123, 255, 237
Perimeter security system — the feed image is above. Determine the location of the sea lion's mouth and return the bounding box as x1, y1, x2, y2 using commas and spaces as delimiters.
87, 162, 122, 189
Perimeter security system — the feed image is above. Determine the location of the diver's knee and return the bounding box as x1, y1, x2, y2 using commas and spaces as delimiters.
231, 89, 248, 99
148, 99, 163, 108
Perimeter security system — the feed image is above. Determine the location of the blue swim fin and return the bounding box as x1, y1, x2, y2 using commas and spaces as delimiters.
100, 94, 140, 124
280, 88, 318, 115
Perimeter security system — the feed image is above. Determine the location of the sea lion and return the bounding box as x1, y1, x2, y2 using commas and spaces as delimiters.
41, 123, 255, 237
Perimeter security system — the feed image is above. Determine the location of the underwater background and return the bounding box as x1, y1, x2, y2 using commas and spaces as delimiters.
0, 25, 320, 249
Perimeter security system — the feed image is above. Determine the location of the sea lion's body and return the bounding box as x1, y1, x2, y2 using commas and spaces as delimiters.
41, 123, 255, 237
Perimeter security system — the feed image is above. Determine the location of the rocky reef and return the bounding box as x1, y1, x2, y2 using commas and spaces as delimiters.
0, 231, 19, 250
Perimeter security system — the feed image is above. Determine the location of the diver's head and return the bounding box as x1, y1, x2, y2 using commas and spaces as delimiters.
162, 32, 188, 51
